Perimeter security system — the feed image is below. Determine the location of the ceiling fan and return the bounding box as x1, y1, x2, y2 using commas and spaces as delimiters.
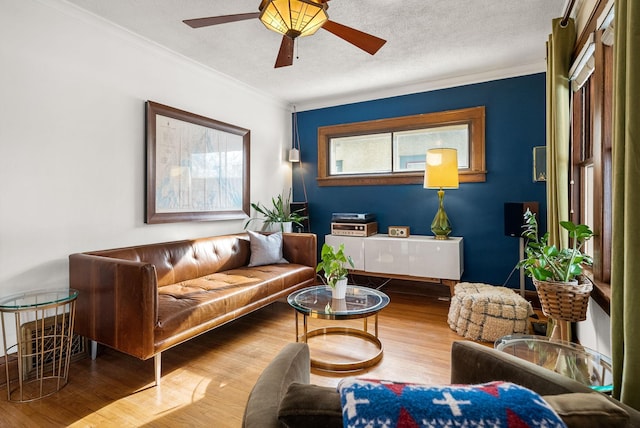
183, 0, 386, 68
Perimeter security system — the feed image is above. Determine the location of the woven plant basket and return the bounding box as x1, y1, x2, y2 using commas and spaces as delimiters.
533, 276, 593, 322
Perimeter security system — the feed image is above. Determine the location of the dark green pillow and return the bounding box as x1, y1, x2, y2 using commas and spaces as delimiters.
543, 393, 630, 428
278, 383, 342, 428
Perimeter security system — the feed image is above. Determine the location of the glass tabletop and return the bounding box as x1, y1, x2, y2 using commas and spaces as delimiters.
495, 334, 613, 391
287, 285, 390, 320
0, 288, 79, 311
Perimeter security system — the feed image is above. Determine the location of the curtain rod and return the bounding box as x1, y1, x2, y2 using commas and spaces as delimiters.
561, 0, 576, 27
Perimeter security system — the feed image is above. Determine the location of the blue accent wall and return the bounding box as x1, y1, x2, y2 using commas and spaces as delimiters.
293, 74, 547, 289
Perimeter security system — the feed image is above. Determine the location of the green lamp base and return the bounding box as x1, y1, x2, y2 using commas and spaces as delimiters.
431, 189, 452, 240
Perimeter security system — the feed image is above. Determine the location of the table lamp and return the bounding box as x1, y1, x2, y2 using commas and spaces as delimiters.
424, 148, 459, 240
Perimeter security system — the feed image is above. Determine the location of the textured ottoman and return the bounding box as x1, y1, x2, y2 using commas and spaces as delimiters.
447, 282, 533, 342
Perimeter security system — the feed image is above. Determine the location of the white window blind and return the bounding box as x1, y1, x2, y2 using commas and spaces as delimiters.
569, 0, 615, 92
569, 33, 595, 92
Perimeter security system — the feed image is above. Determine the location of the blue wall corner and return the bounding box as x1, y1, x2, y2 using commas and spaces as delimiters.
293, 73, 547, 290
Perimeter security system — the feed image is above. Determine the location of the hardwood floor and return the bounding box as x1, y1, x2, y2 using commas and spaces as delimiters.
0, 282, 478, 427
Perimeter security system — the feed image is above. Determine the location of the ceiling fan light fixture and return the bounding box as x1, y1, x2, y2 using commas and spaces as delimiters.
259, 0, 328, 38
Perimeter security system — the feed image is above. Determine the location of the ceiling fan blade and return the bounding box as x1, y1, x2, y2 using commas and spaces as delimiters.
275, 36, 295, 68
183, 12, 260, 28
321, 20, 386, 55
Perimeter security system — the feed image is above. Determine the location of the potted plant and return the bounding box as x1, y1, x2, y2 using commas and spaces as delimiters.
517, 209, 594, 283
517, 209, 594, 338
243, 190, 307, 232
316, 243, 354, 299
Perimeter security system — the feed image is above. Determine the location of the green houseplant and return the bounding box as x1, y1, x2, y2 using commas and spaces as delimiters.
243, 191, 307, 232
517, 209, 594, 339
517, 209, 594, 283
316, 243, 354, 298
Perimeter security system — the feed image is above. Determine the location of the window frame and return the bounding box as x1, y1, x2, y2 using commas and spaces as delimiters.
316, 106, 486, 187
569, 20, 614, 313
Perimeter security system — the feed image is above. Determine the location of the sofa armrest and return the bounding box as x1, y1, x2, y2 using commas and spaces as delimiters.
243, 343, 310, 428
450, 341, 595, 395
69, 253, 157, 360
282, 233, 317, 268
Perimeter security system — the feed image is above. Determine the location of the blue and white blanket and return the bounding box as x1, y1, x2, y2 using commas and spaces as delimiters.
338, 378, 566, 428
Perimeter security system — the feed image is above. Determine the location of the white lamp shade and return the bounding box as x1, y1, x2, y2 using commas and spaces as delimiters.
289, 148, 300, 162
424, 148, 459, 189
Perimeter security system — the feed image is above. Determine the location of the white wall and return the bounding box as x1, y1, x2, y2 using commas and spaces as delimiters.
574, 0, 600, 36
578, 297, 612, 358
0, 0, 292, 306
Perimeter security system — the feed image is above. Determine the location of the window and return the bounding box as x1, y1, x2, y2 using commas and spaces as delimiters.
582, 163, 595, 258
317, 106, 486, 186
568, 2, 614, 311
329, 133, 392, 175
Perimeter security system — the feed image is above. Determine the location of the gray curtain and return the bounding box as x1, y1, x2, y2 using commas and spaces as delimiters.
546, 18, 575, 248
611, 0, 640, 410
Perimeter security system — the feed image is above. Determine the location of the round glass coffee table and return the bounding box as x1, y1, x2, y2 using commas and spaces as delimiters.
287, 285, 390, 372
495, 334, 613, 393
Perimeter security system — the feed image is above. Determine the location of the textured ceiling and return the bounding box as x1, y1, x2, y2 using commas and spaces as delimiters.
63, 0, 566, 109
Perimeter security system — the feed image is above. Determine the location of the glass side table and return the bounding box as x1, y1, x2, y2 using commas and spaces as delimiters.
0, 288, 79, 402
495, 334, 613, 393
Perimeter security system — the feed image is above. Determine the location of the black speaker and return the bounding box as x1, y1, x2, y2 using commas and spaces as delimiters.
504, 202, 539, 237
290, 202, 309, 233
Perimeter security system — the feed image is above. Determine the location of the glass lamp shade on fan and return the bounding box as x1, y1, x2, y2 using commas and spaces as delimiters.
424, 148, 459, 240
259, 0, 328, 38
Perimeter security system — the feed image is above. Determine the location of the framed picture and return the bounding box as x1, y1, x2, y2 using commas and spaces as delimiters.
533, 146, 546, 182
145, 101, 250, 224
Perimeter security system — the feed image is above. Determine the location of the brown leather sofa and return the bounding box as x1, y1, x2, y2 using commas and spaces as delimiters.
69, 232, 316, 385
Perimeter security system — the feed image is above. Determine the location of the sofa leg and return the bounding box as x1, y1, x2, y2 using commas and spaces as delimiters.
90, 340, 97, 360
154, 353, 161, 386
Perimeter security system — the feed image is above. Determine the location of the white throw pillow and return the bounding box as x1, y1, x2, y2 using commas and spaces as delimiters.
247, 231, 289, 267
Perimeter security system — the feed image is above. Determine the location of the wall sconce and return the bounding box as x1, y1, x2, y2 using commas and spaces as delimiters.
289, 106, 301, 163
290, 105, 308, 227
424, 148, 459, 240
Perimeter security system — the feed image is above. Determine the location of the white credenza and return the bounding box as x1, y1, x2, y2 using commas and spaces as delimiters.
325, 234, 463, 292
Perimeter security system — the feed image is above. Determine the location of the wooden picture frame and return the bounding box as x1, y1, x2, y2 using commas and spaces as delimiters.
145, 101, 250, 224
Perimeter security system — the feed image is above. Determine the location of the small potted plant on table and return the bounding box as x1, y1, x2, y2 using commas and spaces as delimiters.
517, 209, 594, 340
316, 243, 354, 299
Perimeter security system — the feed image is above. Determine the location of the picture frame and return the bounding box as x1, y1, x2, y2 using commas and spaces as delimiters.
533, 146, 546, 182
145, 101, 250, 224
